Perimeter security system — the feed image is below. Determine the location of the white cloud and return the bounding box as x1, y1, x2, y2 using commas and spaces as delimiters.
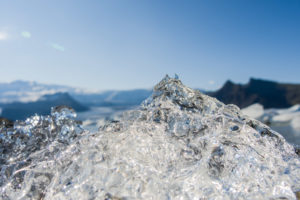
209, 80, 215, 85
21, 31, 31, 38
0, 31, 8, 40
50, 43, 65, 52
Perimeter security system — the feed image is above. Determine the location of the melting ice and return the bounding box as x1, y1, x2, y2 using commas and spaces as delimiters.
0, 76, 300, 199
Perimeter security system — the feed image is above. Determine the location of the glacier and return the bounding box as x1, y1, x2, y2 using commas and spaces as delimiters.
0, 76, 299, 199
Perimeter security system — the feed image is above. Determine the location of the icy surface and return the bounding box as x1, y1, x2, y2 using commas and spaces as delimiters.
1, 76, 300, 199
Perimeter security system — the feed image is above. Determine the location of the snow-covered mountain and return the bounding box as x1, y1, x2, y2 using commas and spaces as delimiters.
0, 80, 152, 120
0, 92, 88, 120
0, 80, 103, 104
0, 80, 152, 106
0, 80, 79, 103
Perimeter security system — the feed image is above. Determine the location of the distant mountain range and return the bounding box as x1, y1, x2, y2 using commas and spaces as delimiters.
0, 80, 78, 103
0, 81, 152, 120
0, 80, 152, 107
209, 78, 300, 109
0, 93, 88, 120
1, 78, 300, 120
73, 89, 152, 107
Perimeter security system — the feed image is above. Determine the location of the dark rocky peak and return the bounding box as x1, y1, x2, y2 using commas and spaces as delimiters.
223, 80, 235, 88
247, 78, 279, 88
210, 77, 300, 108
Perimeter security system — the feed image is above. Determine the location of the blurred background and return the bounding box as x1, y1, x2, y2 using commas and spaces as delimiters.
0, 0, 299, 145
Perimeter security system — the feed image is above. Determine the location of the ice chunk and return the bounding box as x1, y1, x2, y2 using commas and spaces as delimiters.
242, 103, 264, 119
0, 106, 85, 199
51, 105, 77, 120
0, 77, 299, 200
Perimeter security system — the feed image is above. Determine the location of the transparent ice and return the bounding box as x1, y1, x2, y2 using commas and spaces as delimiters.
0, 76, 299, 199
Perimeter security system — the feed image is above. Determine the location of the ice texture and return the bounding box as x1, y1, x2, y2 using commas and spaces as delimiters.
0, 106, 85, 199
1, 76, 300, 199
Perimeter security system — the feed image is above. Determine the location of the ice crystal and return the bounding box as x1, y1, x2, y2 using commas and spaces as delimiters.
0, 106, 85, 200
0, 76, 299, 200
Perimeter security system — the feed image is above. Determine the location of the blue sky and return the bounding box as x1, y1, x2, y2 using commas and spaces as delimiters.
0, 0, 299, 91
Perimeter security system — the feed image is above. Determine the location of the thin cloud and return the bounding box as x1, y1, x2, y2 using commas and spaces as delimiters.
50, 43, 65, 52
0, 31, 8, 40
21, 31, 31, 38
209, 80, 215, 85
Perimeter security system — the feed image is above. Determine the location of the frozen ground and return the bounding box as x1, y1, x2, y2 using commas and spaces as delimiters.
0, 76, 299, 199
242, 103, 300, 146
